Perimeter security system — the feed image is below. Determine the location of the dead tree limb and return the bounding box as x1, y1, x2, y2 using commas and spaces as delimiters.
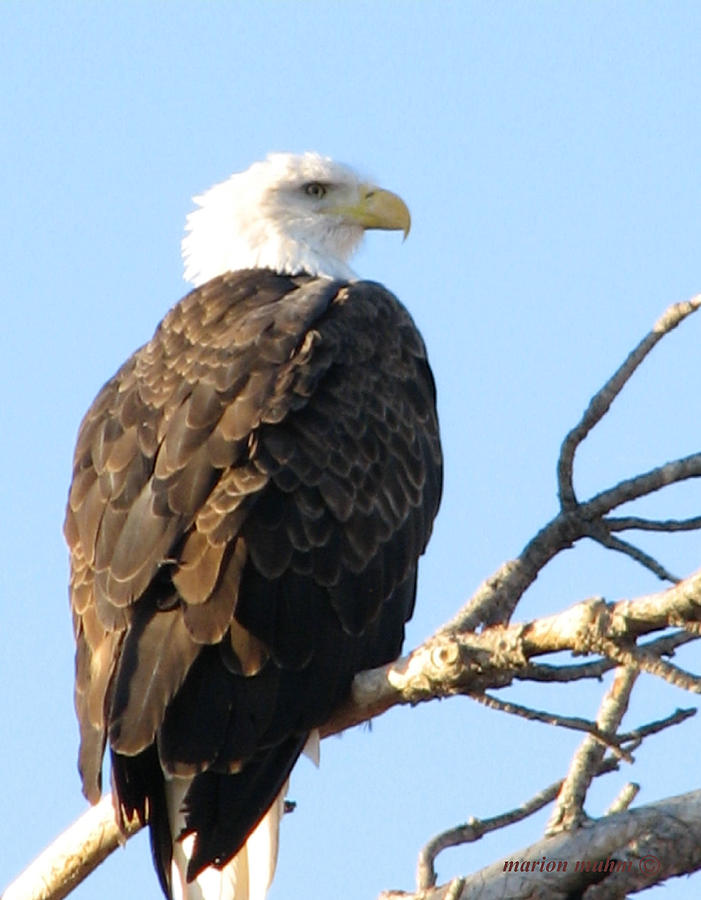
380, 789, 701, 900
0, 797, 140, 900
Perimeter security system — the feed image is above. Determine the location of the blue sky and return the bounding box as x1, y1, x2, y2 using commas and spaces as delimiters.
2, 3, 701, 898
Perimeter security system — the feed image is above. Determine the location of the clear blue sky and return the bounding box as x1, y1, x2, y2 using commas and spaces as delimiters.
2, 3, 700, 898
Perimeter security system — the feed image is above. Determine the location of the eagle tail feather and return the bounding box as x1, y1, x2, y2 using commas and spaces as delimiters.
165, 776, 287, 900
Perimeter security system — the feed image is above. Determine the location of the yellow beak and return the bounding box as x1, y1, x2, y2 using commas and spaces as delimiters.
336, 185, 411, 238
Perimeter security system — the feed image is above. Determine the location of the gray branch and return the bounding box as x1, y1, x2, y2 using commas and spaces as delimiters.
380, 789, 701, 900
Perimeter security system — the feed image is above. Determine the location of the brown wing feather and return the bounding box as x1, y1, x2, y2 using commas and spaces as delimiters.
65, 268, 442, 890
66, 271, 341, 786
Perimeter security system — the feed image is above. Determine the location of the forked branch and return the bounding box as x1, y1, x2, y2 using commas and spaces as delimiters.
557, 295, 701, 509
382, 789, 701, 900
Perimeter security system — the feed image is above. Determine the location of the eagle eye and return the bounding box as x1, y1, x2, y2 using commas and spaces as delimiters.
303, 181, 327, 199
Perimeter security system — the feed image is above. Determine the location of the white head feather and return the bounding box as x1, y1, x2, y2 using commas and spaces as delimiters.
181, 152, 410, 287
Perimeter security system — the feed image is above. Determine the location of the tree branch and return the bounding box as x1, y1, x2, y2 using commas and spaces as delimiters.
380, 789, 701, 900
0, 797, 140, 900
415, 758, 621, 891
324, 568, 701, 737
557, 295, 701, 509
582, 524, 679, 582
605, 514, 701, 533
469, 692, 632, 760
546, 666, 638, 833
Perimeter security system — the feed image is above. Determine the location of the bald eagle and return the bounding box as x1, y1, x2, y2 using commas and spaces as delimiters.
65, 152, 442, 900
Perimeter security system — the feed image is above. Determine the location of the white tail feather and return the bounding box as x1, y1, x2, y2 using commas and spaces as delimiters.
164, 732, 320, 900
165, 777, 288, 900
302, 729, 320, 768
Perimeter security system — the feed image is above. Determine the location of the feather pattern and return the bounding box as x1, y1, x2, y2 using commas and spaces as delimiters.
66, 267, 442, 900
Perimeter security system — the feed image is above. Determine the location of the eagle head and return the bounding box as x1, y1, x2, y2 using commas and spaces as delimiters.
181, 152, 410, 286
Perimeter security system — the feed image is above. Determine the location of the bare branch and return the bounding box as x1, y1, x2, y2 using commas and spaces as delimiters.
583, 524, 679, 582
605, 514, 701, 533
384, 789, 701, 900
415, 758, 620, 891
546, 667, 638, 834
323, 568, 701, 737
452, 449, 701, 630
618, 706, 697, 748
584, 452, 701, 519
445, 297, 701, 627
412, 700, 693, 895
557, 295, 701, 509
605, 783, 639, 816
470, 692, 631, 759
1, 797, 140, 900
519, 627, 697, 683
600, 640, 701, 693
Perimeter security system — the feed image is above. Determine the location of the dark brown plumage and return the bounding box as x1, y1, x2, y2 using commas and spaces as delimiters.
65, 267, 442, 895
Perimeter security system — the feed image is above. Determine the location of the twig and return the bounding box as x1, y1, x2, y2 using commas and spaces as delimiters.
447, 448, 701, 631
618, 706, 697, 748
519, 628, 697, 683
600, 641, 701, 693
546, 666, 638, 833
605, 782, 639, 815
605, 514, 701, 533
415, 758, 620, 890
584, 524, 679, 582
636, 629, 699, 658
470, 692, 631, 760
557, 295, 701, 509
584, 452, 701, 520
449, 296, 701, 628
518, 658, 613, 682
